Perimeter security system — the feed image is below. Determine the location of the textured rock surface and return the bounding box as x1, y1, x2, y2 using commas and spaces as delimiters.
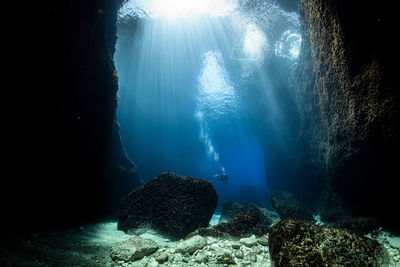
219, 201, 244, 222
175, 235, 208, 254
239, 235, 258, 247
110, 235, 158, 262
188, 209, 269, 238
2, 221, 400, 266
219, 201, 280, 226
294, 0, 399, 230
118, 172, 218, 239
269, 219, 389, 266
270, 190, 314, 222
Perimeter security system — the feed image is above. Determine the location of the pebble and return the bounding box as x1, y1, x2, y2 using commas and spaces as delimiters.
175, 235, 208, 254
234, 249, 244, 259
258, 235, 269, 246
147, 259, 158, 267
231, 242, 241, 249
194, 252, 208, 263
155, 251, 168, 263
253, 245, 264, 254
245, 252, 257, 262
171, 253, 183, 262
239, 235, 258, 247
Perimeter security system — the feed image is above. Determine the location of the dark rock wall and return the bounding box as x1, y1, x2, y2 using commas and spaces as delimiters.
6, 0, 141, 232
294, 0, 399, 230
6, 0, 398, 232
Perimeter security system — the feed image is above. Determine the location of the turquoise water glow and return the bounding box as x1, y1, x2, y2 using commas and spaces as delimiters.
115, 0, 303, 205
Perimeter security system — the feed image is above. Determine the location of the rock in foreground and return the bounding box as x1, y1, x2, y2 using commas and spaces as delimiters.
269, 219, 389, 267
117, 171, 218, 239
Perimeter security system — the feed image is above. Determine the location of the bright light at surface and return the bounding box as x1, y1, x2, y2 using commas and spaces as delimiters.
121, 0, 236, 18
198, 51, 235, 100
274, 30, 302, 59
196, 51, 236, 172
243, 24, 267, 61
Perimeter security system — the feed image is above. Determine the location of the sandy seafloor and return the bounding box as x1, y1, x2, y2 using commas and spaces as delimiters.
1, 214, 399, 266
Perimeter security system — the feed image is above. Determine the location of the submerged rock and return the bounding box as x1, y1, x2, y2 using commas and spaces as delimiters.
335, 216, 380, 235
188, 209, 269, 238
219, 201, 280, 226
219, 201, 243, 222
239, 235, 258, 247
154, 250, 169, 264
269, 190, 314, 222
269, 219, 389, 267
215, 249, 235, 264
319, 191, 348, 223
319, 192, 379, 235
175, 235, 208, 254
117, 171, 218, 239
110, 235, 158, 262
257, 235, 269, 246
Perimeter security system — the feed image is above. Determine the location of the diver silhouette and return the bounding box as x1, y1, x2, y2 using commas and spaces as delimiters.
218, 173, 229, 181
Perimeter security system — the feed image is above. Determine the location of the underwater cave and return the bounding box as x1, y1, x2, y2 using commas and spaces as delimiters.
115, 0, 306, 207
2, 0, 399, 266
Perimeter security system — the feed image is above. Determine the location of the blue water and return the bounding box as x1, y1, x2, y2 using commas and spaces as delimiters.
114, 0, 306, 207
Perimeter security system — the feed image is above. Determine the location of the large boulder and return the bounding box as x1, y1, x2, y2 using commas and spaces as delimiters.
269, 190, 314, 222
117, 171, 218, 239
188, 209, 269, 238
269, 219, 389, 267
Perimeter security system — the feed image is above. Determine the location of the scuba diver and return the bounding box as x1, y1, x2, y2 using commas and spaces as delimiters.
213, 173, 229, 181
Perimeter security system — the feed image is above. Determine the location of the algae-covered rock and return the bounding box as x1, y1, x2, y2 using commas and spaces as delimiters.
110, 235, 158, 262
219, 201, 279, 226
188, 209, 269, 238
118, 171, 218, 239
269, 219, 389, 266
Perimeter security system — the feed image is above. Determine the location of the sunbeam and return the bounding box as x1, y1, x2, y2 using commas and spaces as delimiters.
115, 0, 301, 204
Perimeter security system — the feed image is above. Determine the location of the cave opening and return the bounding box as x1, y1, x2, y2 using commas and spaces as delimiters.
114, 0, 307, 206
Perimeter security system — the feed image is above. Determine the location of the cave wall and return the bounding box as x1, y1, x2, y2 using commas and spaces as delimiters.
6, 0, 142, 232
6, 0, 398, 232
294, 0, 399, 230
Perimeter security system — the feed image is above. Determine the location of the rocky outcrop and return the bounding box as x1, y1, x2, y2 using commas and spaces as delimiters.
117, 172, 218, 239
269, 219, 389, 266
109, 120, 144, 189
294, 0, 399, 231
269, 190, 314, 222
188, 209, 269, 238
